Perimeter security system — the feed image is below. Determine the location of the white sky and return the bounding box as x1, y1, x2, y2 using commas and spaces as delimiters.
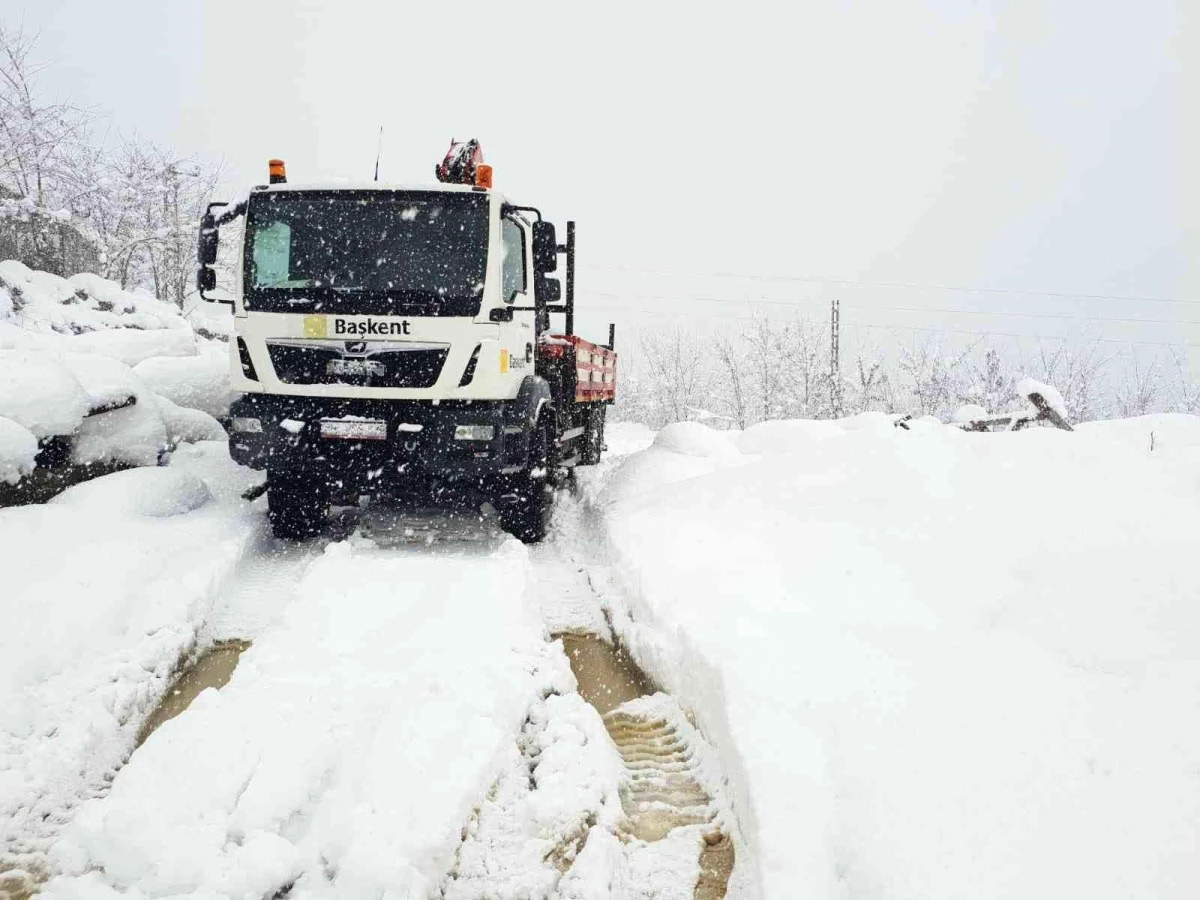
13, 0, 1199, 362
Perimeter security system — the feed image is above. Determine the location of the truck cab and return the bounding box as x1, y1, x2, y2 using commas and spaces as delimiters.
199, 157, 615, 542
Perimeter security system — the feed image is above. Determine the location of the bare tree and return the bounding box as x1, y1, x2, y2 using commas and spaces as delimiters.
0, 24, 92, 209
1166, 348, 1200, 414
848, 354, 896, 414
83, 138, 223, 305
1031, 340, 1111, 422
0, 26, 222, 304
634, 327, 715, 428
779, 318, 832, 418
1114, 353, 1161, 418
897, 338, 972, 417
957, 346, 1018, 413
714, 334, 751, 429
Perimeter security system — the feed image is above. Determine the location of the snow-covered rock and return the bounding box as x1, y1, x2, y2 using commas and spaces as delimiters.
135, 347, 232, 419
0, 261, 232, 482
0, 261, 191, 337
0, 416, 37, 484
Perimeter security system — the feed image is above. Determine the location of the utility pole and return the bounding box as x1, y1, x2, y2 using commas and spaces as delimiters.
830, 295, 842, 416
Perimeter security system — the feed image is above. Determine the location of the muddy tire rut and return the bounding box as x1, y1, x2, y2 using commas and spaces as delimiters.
557, 632, 736, 899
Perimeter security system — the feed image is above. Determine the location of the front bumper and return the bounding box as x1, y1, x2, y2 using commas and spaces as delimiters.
227, 394, 531, 485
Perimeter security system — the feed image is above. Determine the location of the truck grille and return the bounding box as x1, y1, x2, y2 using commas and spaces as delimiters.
266, 341, 448, 388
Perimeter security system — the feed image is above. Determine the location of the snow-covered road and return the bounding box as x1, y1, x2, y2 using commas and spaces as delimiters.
10, 413, 1194, 900
5, 425, 737, 900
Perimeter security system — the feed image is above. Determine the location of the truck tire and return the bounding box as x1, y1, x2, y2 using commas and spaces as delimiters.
498, 416, 554, 543
580, 406, 606, 465
267, 467, 327, 540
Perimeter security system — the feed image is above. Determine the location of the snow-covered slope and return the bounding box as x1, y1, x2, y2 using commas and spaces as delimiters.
593, 413, 1200, 900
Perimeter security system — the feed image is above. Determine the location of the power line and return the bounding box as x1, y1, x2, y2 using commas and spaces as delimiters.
577, 293, 1200, 350
585, 263, 1192, 306
584, 289, 1200, 328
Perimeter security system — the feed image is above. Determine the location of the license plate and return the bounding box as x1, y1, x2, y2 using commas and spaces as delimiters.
320, 419, 388, 441
326, 358, 386, 377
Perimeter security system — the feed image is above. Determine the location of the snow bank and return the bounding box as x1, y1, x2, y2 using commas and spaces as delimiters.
45, 539, 568, 900
135, 346, 232, 419
653, 421, 739, 458
0, 453, 258, 875
51, 468, 212, 518
0, 349, 92, 438
0, 261, 190, 336
596, 415, 1200, 900
0, 261, 231, 481
67, 327, 199, 368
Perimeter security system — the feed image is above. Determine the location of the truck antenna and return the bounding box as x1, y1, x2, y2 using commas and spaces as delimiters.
373, 127, 384, 182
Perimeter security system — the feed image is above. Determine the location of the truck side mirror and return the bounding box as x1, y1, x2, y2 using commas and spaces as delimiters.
537, 277, 561, 305
198, 213, 218, 265
533, 221, 557, 274
197, 266, 216, 292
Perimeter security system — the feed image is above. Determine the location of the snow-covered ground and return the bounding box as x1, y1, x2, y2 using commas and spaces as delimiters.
0, 445, 260, 877
588, 413, 1200, 899
5, 391, 1197, 899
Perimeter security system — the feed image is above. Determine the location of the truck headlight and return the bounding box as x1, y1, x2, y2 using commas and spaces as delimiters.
231, 417, 263, 433
454, 424, 495, 441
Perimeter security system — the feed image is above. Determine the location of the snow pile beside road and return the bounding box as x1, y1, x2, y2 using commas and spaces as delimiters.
0, 459, 258, 876
596, 415, 1200, 900
0, 261, 233, 481
44, 538, 575, 900
134, 344, 233, 420
0, 261, 190, 339
0, 349, 224, 475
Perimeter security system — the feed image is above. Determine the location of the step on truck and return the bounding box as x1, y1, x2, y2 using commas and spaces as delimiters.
197, 142, 617, 542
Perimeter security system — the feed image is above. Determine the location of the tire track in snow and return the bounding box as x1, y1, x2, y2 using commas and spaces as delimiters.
439, 477, 740, 900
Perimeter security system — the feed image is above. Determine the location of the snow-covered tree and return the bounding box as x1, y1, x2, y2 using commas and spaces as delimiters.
0, 24, 91, 210
633, 327, 716, 428
1114, 354, 1161, 419
957, 347, 1019, 413
897, 339, 972, 417
1166, 349, 1200, 414
1030, 340, 1111, 422
76, 138, 223, 304
0, 26, 221, 305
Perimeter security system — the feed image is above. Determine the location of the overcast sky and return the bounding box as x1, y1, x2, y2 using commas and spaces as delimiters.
14, 0, 1197, 359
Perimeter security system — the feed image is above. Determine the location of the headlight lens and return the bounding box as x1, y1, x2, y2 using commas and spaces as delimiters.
231, 416, 263, 433
454, 424, 495, 441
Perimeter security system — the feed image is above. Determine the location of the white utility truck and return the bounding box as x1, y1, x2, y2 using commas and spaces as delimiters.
198, 142, 617, 542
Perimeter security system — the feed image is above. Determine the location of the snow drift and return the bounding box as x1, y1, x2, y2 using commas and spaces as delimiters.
595, 414, 1200, 900
0, 260, 232, 484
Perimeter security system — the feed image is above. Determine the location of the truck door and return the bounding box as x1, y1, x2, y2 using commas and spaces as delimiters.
499, 214, 536, 369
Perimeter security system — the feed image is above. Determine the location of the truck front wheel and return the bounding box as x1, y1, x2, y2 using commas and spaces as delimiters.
498, 416, 554, 543
267, 467, 328, 540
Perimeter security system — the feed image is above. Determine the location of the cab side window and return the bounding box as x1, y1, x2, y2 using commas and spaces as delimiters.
501, 218, 527, 303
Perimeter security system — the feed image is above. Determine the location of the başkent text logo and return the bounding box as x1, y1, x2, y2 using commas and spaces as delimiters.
334, 317, 412, 336
301, 315, 413, 338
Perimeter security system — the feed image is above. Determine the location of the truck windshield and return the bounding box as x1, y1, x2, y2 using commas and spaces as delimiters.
243, 190, 489, 316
